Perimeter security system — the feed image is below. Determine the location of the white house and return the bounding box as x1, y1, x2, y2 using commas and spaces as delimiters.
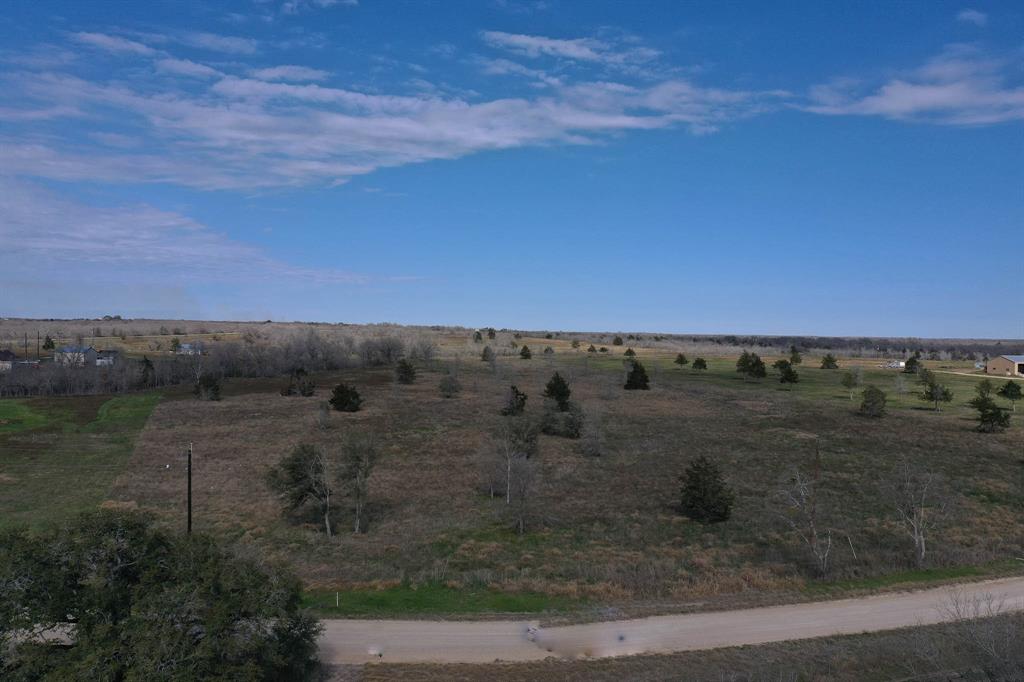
55, 346, 98, 367
176, 342, 203, 356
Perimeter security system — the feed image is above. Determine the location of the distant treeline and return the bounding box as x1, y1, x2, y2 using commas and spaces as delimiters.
538, 331, 1019, 361
683, 335, 1017, 360
0, 331, 433, 398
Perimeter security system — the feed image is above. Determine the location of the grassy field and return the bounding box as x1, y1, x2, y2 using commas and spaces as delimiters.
94, 340, 1024, 616
3, 329, 1022, 614
0, 393, 162, 528
304, 584, 579, 617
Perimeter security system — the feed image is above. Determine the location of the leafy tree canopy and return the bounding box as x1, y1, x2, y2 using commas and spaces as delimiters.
500, 385, 528, 416
329, 382, 362, 412
624, 360, 650, 390
395, 358, 416, 384
860, 385, 887, 418
543, 372, 572, 411
997, 380, 1022, 410
679, 455, 734, 523
0, 511, 320, 681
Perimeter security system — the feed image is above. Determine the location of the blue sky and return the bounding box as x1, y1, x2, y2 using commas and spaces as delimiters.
1, 1, 1021, 337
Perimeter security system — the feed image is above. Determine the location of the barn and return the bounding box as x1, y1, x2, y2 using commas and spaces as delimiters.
986, 355, 1024, 377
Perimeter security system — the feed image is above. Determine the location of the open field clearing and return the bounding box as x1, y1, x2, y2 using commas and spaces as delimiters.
93, 341, 1024, 615
0, 393, 161, 528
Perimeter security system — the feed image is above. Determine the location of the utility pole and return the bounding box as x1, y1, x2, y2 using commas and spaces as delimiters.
187, 442, 193, 535
36, 331, 40, 360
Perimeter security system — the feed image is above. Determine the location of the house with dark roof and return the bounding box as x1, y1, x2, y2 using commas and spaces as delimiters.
0, 349, 15, 372
96, 350, 120, 367
986, 355, 1024, 377
55, 346, 98, 367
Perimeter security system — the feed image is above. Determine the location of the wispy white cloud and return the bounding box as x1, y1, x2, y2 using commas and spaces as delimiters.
281, 0, 357, 14
88, 131, 142, 148
250, 64, 330, 82
179, 31, 258, 54
70, 32, 156, 56
492, 0, 549, 15
805, 46, 1024, 125
477, 57, 563, 87
9, 24, 1016, 197
480, 30, 660, 70
956, 9, 988, 26
481, 31, 607, 61
0, 178, 367, 284
155, 58, 222, 79
0, 104, 80, 121
1, 62, 785, 189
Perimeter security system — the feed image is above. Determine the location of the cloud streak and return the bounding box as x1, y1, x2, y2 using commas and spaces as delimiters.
251, 64, 331, 82
70, 32, 157, 56
155, 58, 223, 79
0, 178, 366, 284
0, 36, 784, 189
3, 30, 1020, 196
180, 31, 259, 54
805, 47, 1024, 125
481, 30, 660, 69
956, 9, 988, 26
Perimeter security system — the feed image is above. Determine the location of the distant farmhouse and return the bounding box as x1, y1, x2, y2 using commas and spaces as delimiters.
55, 346, 98, 367
987, 355, 1024, 377
0, 349, 16, 372
96, 350, 120, 367
176, 342, 203, 355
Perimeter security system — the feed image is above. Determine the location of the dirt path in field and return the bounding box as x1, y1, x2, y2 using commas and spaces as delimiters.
317, 576, 1024, 664
933, 369, 1023, 381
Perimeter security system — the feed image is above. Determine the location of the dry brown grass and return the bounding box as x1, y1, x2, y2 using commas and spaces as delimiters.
105, 344, 1024, 610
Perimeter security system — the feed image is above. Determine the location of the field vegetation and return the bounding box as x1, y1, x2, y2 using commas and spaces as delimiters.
2, 320, 1023, 621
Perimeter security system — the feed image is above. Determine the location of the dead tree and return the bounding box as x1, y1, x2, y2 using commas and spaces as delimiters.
777, 444, 832, 576
899, 591, 1024, 680
507, 454, 537, 534
477, 419, 540, 533
339, 434, 377, 534
886, 459, 947, 567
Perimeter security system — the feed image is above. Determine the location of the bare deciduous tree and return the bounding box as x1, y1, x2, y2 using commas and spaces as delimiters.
478, 418, 538, 506
893, 373, 908, 403
777, 447, 833, 576
580, 403, 604, 457
338, 434, 377, 534
905, 591, 1024, 680
885, 459, 948, 567
316, 401, 331, 430
507, 454, 537, 535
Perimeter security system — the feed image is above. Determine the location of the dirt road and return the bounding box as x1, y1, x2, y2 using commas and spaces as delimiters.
317, 576, 1024, 664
